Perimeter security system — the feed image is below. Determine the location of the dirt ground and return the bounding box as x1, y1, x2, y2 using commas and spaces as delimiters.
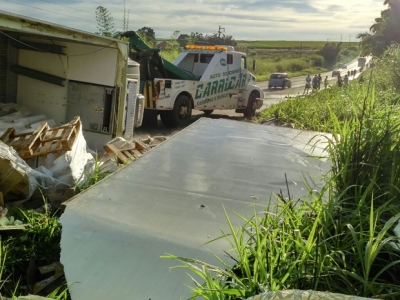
133, 109, 249, 140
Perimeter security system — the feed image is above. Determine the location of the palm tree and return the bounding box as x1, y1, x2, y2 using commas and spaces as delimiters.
358, 0, 400, 56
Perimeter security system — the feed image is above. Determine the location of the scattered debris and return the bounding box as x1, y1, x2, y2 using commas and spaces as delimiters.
0, 109, 167, 208
141, 135, 167, 148
103, 135, 166, 165
0, 106, 166, 299
0, 116, 81, 160
33, 262, 64, 295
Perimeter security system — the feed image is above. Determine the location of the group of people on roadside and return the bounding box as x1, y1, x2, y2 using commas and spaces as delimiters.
303, 73, 329, 94
336, 74, 349, 87
303, 68, 366, 94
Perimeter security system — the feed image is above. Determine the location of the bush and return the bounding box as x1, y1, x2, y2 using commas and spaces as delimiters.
374, 43, 400, 93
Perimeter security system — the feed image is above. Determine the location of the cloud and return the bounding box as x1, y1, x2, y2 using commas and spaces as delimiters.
1, 0, 385, 40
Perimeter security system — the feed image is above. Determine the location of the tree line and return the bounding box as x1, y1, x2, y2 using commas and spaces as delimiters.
95, 0, 400, 59
94, 6, 235, 47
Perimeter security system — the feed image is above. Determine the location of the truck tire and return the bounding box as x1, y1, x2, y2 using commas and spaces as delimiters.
160, 111, 174, 128
172, 94, 192, 127
203, 110, 214, 116
244, 92, 258, 119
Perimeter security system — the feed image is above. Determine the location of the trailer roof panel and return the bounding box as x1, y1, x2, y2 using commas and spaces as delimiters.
60, 118, 330, 299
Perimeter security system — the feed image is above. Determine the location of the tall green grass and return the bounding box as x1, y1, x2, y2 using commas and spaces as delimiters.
0, 208, 66, 298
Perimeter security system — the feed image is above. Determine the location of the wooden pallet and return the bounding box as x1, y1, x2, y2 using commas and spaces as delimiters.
0, 116, 81, 159
1, 123, 48, 158
104, 144, 141, 164
104, 140, 149, 164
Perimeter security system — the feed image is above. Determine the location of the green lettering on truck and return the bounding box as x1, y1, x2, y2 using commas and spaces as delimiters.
210, 81, 218, 95
203, 82, 212, 98
218, 79, 225, 93
195, 84, 204, 99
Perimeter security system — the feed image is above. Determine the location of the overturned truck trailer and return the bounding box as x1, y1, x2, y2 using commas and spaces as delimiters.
0, 11, 144, 150
60, 118, 330, 299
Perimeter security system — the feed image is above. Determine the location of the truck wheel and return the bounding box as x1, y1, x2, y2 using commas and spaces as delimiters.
203, 110, 214, 116
244, 92, 258, 119
160, 111, 174, 128
172, 94, 192, 127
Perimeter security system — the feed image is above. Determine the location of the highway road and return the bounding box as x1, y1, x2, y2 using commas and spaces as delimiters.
196, 56, 371, 114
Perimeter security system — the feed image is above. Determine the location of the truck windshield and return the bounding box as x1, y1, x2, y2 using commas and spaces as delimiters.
241, 56, 247, 69
200, 54, 214, 63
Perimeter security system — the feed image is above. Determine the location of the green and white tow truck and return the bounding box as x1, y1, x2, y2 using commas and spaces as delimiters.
123, 32, 264, 127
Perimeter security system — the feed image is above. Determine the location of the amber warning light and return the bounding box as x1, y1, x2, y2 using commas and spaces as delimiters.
186, 45, 228, 51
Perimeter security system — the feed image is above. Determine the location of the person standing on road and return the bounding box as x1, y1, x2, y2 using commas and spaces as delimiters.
337, 74, 343, 87
317, 73, 322, 90
324, 76, 328, 90
344, 74, 349, 85
304, 75, 311, 94
312, 75, 319, 92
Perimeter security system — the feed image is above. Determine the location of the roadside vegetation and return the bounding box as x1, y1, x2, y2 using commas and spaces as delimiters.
0, 208, 68, 299
160, 40, 359, 82
162, 43, 400, 299
0, 156, 116, 299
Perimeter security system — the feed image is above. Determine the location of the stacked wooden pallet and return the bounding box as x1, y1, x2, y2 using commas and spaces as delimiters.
0, 117, 81, 159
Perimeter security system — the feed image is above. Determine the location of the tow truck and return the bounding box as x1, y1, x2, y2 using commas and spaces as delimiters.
122, 31, 264, 127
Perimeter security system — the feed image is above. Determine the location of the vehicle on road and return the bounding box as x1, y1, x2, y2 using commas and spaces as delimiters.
122, 31, 264, 128
332, 70, 340, 77
268, 73, 292, 89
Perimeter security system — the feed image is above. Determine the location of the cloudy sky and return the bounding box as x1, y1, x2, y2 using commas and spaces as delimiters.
2, 0, 385, 41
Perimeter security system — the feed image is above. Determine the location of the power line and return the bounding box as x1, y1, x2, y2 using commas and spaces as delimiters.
36, 0, 97, 17
4, 0, 98, 26
4, 0, 225, 36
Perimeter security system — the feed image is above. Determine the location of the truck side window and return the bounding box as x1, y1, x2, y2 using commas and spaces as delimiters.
194, 54, 198, 63
241, 56, 247, 69
200, 54, 214, 63
227, 54, 233, 65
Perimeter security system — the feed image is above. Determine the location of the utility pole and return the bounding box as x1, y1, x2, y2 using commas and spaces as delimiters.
300, 41, 302, 57
349, 34, 351, 44
218, 25, 225, 38
123, 0, 127, 31
340, 34, 343, 43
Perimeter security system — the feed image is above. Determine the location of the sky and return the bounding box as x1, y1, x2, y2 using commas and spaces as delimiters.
2, 0, 386, 41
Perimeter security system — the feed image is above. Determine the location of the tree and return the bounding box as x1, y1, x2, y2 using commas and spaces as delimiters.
177, 31, 237, 48
171, 30, 180, 39
319, 42, 342, 67
95, 6, 115, 37
137, 27, 156, 43
358, 0, 400, 56
177, 34, 190, 47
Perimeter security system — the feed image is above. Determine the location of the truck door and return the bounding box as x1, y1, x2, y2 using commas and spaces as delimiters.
239, 55, 248, 90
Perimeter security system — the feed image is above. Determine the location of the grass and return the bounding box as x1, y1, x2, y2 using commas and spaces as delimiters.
161, 45, 400, 298
0, 153, 119, 298
0, 207, 68, 298
75, 154, 114, 193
